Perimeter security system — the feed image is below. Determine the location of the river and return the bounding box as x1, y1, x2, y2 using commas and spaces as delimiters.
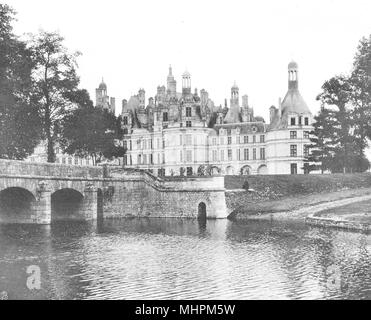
0, 218, 370, 300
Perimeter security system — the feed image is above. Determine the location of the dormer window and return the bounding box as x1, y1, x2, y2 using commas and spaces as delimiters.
305, 117, 309, 126
291, 117, 296, 126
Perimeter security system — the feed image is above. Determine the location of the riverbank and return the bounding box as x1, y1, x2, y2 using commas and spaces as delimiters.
227, 186, 371, 224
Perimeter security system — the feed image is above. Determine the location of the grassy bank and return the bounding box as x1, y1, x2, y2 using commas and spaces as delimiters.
225, 173, 371, 220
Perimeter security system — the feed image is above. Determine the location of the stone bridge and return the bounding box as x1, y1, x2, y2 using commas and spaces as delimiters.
0, 160, 228, 224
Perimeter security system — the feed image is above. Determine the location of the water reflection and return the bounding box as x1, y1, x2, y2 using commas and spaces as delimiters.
0, 218, 369, 300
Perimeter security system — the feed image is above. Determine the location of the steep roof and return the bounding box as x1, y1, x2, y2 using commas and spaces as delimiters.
223, 104, 241, 124
281, 88, 311, 115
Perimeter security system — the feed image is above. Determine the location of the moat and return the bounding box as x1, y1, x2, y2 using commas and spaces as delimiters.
0, 218, 370, 300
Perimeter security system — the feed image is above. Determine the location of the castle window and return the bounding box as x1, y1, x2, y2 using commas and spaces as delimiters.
253, 135, 256, 144
185, 135, 192, 145
186, 150, 192, 163
299, 116, 302, 125
228, 149, 232, 161
186, 121, 192, 127
244, 149, 249, 161
305, 117, 309, 126
124, 155, 128, 166
227, 129, 232, 136
290, 145, 297, 157
212, 150, 217, 162
123, 116, 128, 125
163, 112, 168, 122
221, 150, 225, 161
291, 117, 296, 126
237, 149, 241, 161
260, 148, 266, 160
74, 157, 79, 165
129, 140, 132, 150
68, 157, 72, 165
123, 128, 128, 135
228, 137, 232, 145
186, 107, 192, 117
180, 151, 183, 162
290, 131, 297, 139
244, 136, 249, 144
150, 154, 153, 164
212, 138, 217, 145
260, 135, 265, 143
143, 154, 147, 165
253, 148, 257, 160
304, 145, 310, 158
304, 131, 310, 139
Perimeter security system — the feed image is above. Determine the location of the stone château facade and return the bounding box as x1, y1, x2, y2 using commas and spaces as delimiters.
120, 62, 313, 176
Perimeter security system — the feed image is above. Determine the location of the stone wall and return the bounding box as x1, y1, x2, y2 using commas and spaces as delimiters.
103, 170, 227, 219
0, 159, 103, 178
0, 160, 229, 223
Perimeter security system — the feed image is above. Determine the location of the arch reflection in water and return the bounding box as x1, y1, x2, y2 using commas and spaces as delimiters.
0, 187, 36, 224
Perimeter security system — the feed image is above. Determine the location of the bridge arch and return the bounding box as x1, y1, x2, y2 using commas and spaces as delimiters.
0, 187, 36, 224
198, 202, 207, 220
51, 188, 84, 222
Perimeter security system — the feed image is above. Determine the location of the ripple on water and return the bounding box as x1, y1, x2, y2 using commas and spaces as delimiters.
0, 219, 370, 300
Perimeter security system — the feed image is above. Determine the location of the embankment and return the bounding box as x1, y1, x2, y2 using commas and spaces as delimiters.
225, 173, 371, 220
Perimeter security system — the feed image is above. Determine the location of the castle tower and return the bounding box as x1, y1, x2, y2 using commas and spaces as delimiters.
167, 65, 177, 96
241, 94, 253, 122
230, 82, 239, 106
224, 82, 241, 124
138, 89, 146, 108
288, 61, 299, 90
182, 70, 191, 95
96, 78, 115, 114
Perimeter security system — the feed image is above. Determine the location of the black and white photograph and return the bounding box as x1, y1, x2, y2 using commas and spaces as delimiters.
0, 0, 370, 306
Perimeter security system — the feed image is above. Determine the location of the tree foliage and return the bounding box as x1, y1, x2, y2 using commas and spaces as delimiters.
309, 35, 371, 173
29, 30, 81, 163
60, 94, 126, 165
0, 4, 41, 159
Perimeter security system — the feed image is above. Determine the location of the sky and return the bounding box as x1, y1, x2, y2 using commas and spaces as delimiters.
7, 0, 371, 121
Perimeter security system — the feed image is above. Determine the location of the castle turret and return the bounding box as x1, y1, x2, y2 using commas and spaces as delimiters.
167, 66, 177, 97
182, 71, 191, 95
95, 78, 115, 114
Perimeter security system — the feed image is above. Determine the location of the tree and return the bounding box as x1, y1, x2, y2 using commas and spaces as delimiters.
305, 106, 336, 173
317, 76, 368, 173
30, 31, 81, 163
60, 94, 126, 166
0, 4, 41, 159
350, 35, 371, 158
